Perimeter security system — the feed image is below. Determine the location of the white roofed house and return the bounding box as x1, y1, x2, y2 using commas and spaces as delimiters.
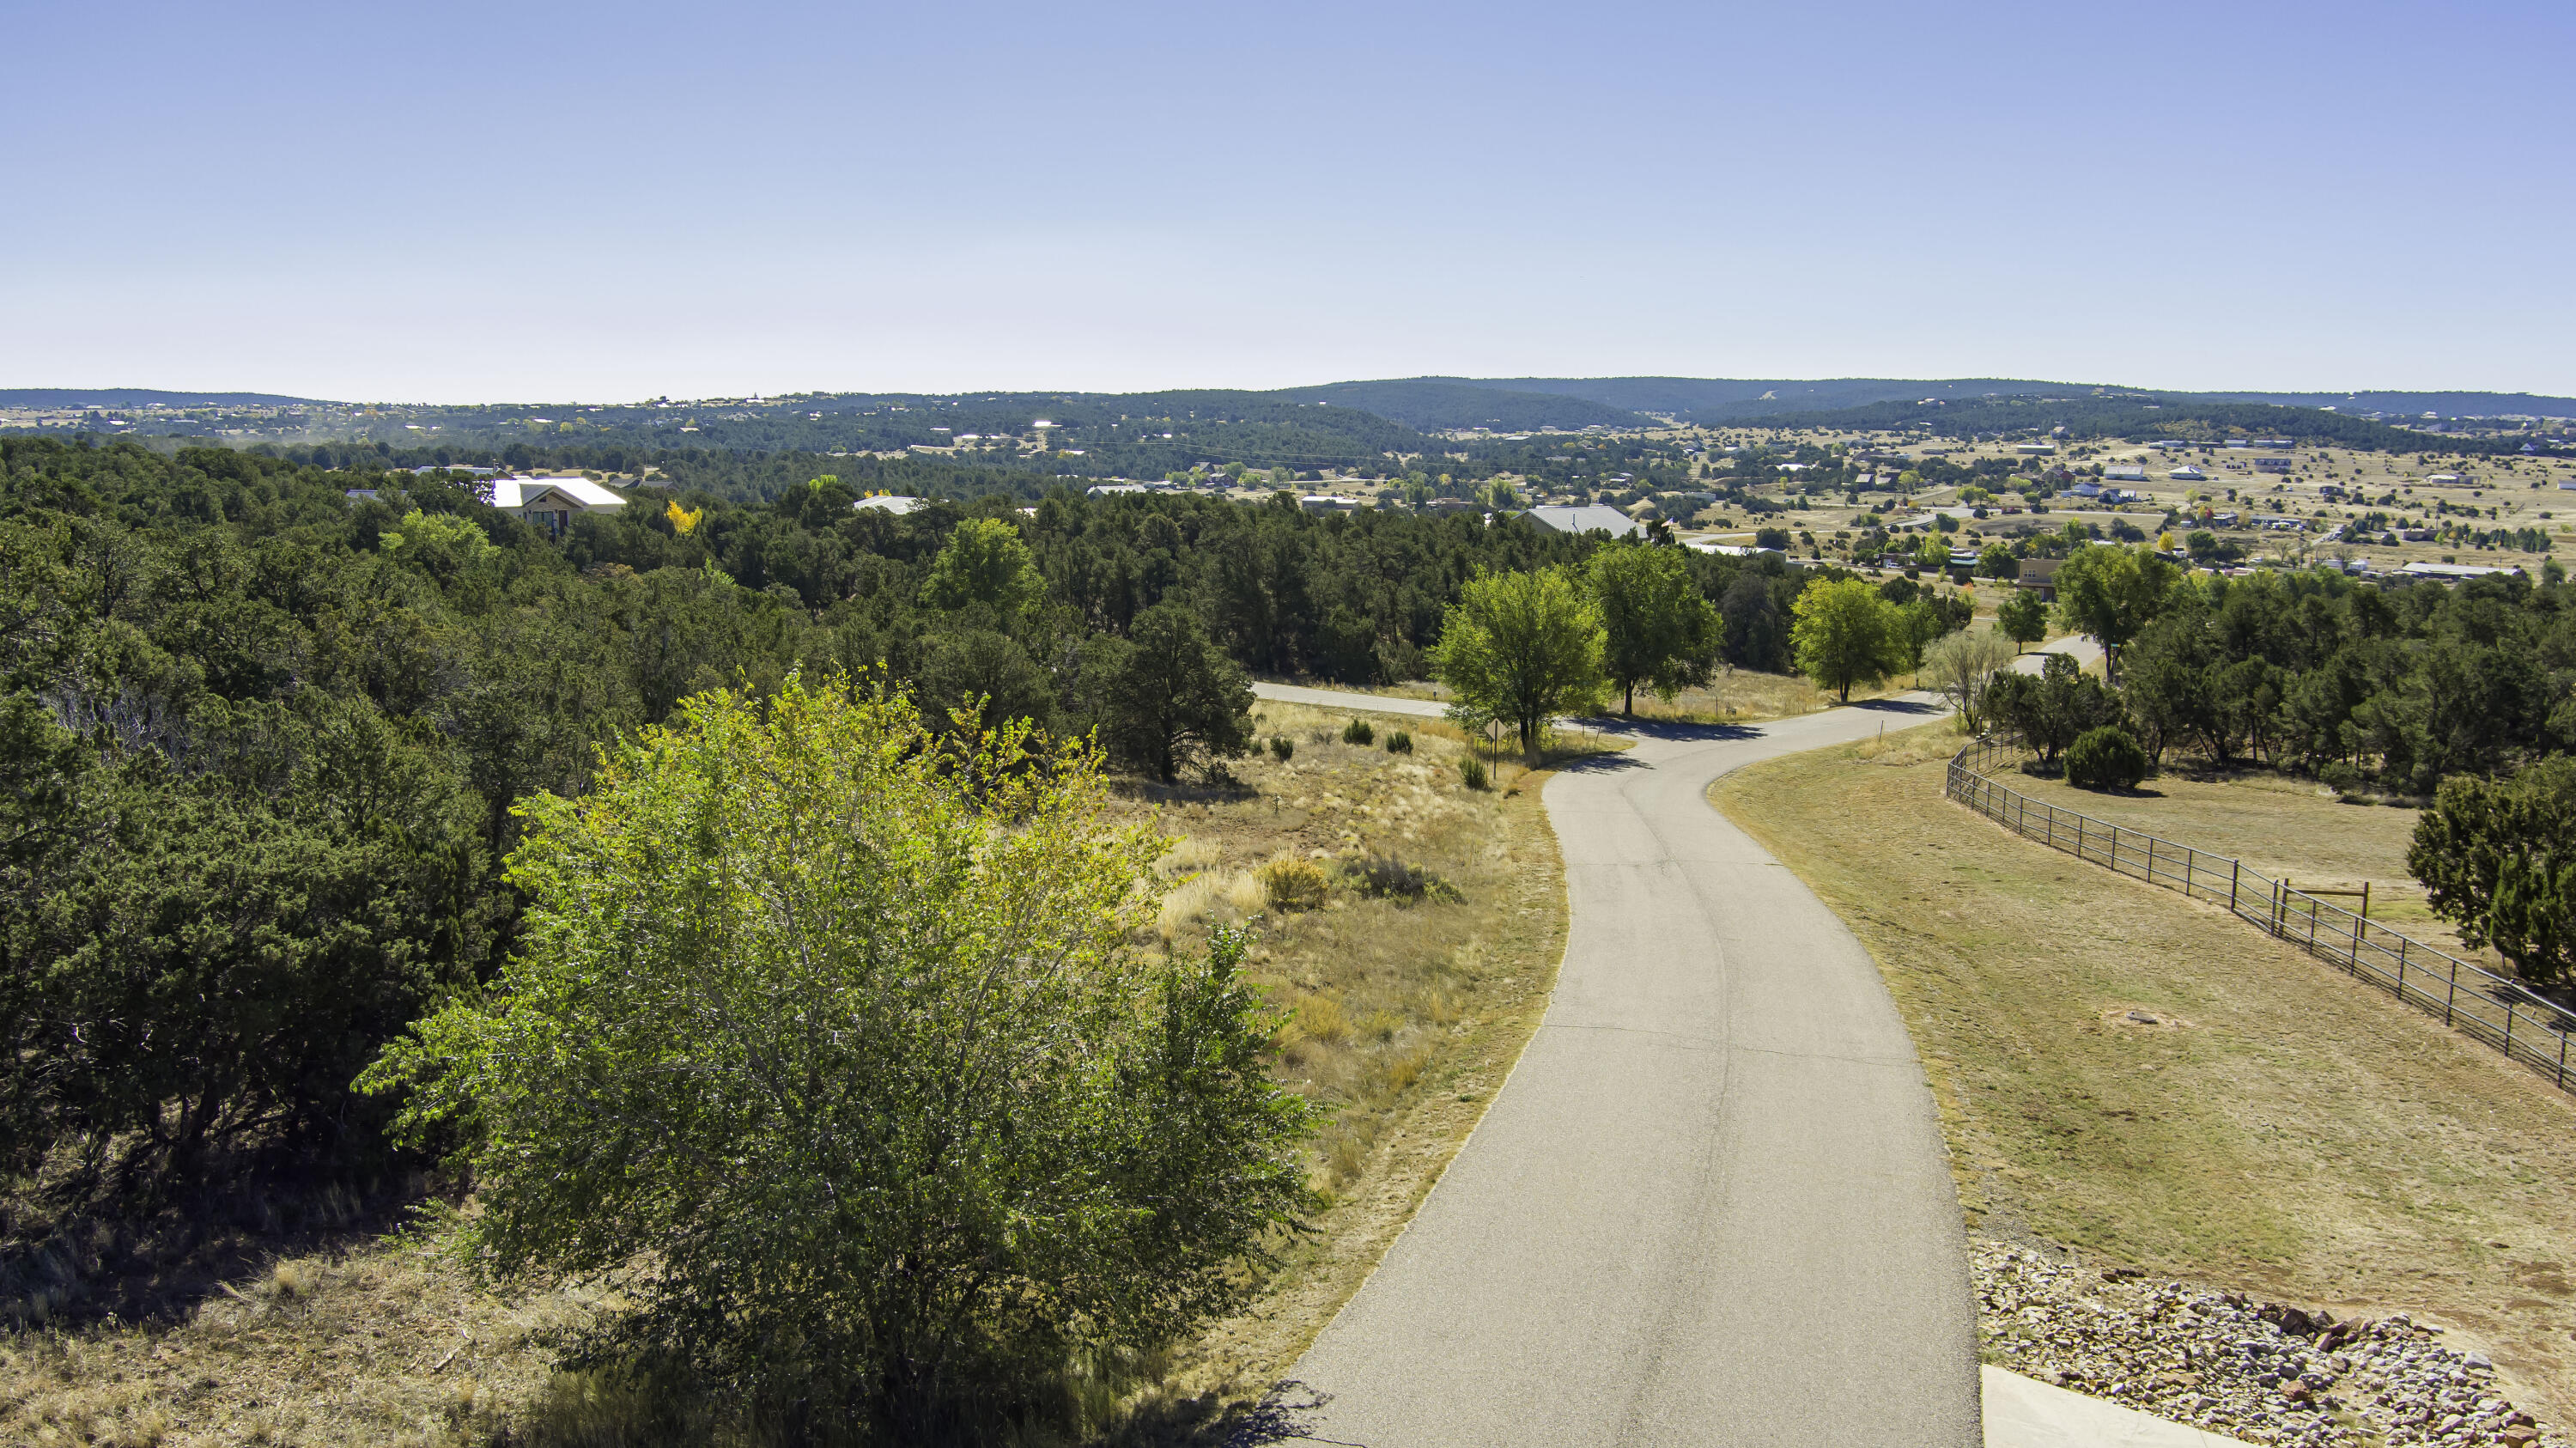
1516, 503, 1640, 538
490, 476, 628, 539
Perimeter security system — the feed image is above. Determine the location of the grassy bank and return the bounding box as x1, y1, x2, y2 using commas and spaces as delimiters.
2, 709, 1571, 1446
1714, 722, 2576, 1426
1982, 757, 2492, 967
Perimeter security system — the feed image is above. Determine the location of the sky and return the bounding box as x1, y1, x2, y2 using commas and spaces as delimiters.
5, 0, 2573, 402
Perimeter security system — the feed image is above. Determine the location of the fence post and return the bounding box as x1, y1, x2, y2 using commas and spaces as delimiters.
2505, 1004, 2515, 1061
2184, 848, 2193, 897
2230, 861, 2240, 915
2560, 1027, 2568, 1090
2445, 959, 2458, 1026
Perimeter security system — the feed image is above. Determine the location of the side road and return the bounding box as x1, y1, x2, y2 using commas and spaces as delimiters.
1281, 687, 1981, 1447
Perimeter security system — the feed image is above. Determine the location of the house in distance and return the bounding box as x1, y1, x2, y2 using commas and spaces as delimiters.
1516, 503, 1641, 538
489, 476, 628, 538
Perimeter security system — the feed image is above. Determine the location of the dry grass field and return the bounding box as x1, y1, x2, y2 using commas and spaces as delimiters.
1, 703, 1577, 1447
1716, 721, 2576, 1429
1988, 757, 2497, 970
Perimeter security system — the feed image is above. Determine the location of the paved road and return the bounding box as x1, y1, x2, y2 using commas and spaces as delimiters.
2008, 634, 2105, 676
1283, 690, 1981, 1447
1252, 681, 1451, 717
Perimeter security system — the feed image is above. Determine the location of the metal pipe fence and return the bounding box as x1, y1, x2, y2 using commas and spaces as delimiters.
1946, 738, 2576, 1096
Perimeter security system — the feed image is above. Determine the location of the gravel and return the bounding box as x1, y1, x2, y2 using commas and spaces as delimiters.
1975, 1240, 2567, 1448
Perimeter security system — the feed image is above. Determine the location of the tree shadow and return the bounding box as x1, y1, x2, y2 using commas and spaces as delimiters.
1579, 716, 1763, 743
1850, 696, 1943, 715
1108, 1379, 1347, 1447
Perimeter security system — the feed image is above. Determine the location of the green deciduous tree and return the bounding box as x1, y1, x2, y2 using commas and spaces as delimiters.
361, 678, 1314, 1436
1585, 543, 1723, 715
2051, 543, 2178, 678
1789, 576, 1907, 703
920, 516, 1044, 614
2408, 756, 2576, 987
1430, 566, 1607, 751
1996, 587, 2048, 652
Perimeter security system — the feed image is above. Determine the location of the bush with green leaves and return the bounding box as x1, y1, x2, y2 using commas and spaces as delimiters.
362, 677, 1314, 1439
2409, 755, 2576, 986
1268, 734, 1295, 762
1985, 653, 2126, 768
2064, 725, 2149, 791
1342, 717, 1375, 745
1459, 757, 1489, 791
1385, 728, 1413, 754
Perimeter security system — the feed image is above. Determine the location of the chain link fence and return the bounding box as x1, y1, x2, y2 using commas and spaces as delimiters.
1947, 738, 2576, 1095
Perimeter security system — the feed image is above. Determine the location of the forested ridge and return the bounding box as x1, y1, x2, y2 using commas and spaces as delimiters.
5, 435, 1773, 1199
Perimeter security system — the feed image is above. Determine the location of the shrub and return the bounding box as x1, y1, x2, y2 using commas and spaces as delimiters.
1342, 718, 1375, 745
361, 679, 1315, 1437
1268, 735, 1295, 763
2065, 725, 2149, 791
1340, 853, 1461, 904
1258, 857, 1331, 912
1385, 729, 1413, 754
1460, 757, 1489, 791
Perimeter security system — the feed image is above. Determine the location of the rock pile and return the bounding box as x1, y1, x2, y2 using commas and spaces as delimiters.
1975, 1241, 2567, 1448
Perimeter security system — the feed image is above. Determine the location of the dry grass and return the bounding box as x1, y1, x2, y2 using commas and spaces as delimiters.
1715, 722, 2576, 1427
0, 1218, 601, 1446
1115, 699, 1570, 1399
3, 702, 1573, 1445
1989, 754, 2494, 968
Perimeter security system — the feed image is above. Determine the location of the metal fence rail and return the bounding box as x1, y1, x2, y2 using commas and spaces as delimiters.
1946, 738, 2576, 1095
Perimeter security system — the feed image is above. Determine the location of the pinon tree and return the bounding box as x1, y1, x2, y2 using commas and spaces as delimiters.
362, 676, 1314, 1439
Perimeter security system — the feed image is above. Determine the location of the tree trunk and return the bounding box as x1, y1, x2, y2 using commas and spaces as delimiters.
1623, 681, 1634, 715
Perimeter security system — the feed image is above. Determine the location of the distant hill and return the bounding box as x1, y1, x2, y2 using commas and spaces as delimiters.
2188, 391, 2576, 419
1269, 380, 1649, 431
0, 388, 322, 409
1453, 376, 2094, 423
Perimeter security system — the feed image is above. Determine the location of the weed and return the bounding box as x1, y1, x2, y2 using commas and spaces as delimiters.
1385, 729, 1413, 754
1341, 718, 1374, 746
1459, 757, 1489, 791
1268, 735, 1295, 762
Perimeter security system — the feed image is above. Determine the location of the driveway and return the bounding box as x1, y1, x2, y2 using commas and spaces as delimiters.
1279, 689, 1980, 1446
2008, 634, 2106, 675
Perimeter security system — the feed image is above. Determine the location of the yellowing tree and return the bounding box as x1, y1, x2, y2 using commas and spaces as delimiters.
665, 498, 703, 535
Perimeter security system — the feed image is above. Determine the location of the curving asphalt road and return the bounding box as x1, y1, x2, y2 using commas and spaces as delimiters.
1282, 691, 1982, 1447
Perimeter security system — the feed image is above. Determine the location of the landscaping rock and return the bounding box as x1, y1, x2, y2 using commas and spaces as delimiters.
1974, 1240, 2571, 1448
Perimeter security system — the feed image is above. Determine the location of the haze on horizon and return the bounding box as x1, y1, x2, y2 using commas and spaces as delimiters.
6, 0, 2570, 405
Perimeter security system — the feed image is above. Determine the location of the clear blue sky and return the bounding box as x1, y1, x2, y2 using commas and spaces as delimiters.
6, 0, 2572, 401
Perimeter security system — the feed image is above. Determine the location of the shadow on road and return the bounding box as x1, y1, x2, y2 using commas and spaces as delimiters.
1108, 1379, 1346, 1447
1850, 697, 1942, 715
1571, 716, 1763, 744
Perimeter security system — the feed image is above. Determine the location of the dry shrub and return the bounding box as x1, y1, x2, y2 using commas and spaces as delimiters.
1340, 853, 1461, 904
1259, 858, 1329, 911
1293, 994, 1349, 1045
